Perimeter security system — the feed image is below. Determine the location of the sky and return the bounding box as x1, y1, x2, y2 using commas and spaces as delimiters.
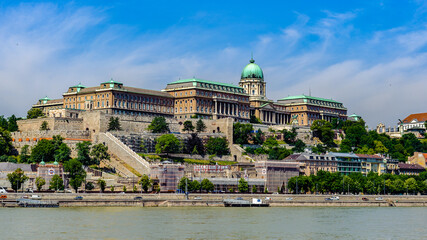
0, 0, 426, 128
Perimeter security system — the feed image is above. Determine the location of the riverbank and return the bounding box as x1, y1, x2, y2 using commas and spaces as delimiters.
1, 193, 427, 207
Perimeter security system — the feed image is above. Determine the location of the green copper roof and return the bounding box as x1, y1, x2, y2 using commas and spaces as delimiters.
101, 78, 123, 85
279, 94, 342, 104
39, 96, 51, 101
241, 58, 264, 80
70, 83, 86, 88
168, 78, 242, 89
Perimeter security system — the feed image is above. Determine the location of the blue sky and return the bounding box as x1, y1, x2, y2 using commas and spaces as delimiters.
0, 0, 426, 128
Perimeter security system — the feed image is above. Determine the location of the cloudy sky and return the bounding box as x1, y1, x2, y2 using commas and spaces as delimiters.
0, 1, 426, 128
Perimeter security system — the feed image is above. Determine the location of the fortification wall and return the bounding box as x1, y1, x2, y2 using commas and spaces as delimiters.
17, 118, 83, 132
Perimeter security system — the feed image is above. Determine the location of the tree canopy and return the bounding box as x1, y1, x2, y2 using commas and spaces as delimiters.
311, 120, 335, 147
205, 137, 229, 155
90, 143, 110, 165
148, 116, 170, 133
238, 178, 249, 193
0, 127, 13, 156
27, 108, 43, 119
108, 117, 122, 131
64, 159, 86, 192
76, 141, 92, 166
233, 122, 253, 144
183, 120, 195, 133
196, 119, 207, 133
7, 168, 29, 192
155, 134, 181, 154
139, 174, 152, 193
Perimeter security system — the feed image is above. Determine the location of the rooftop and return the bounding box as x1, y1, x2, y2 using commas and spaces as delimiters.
402, 112, 427, 124
398, 163, 426, 170
279, 94, 343, 104
168, 78, 242, 89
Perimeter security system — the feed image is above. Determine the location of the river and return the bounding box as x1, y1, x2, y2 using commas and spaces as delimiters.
1, 207, 426, 239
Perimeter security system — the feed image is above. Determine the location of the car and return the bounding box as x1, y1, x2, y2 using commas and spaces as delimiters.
134, 196, 143, 200
0, 195, 7, 199
265, 197, 272, 201
362, 197, 369, 201
194, 197, 202, 200
0, 187, 7, 194
31, 195, 41, 200
272, 192, 279, 195
74, 196, 83, 200
285, 197, 293, 201
236, 197, 243, 200
375, 197, 383, 201
325, 198, 333, 201
330, 196, 340, 200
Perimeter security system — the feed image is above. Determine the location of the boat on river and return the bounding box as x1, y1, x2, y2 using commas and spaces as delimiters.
223, 198, 269, 207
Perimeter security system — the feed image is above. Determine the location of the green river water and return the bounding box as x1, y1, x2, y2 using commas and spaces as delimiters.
0, 207, 426, 239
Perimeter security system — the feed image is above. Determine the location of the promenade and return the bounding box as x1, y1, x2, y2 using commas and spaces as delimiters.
2, 193, 427, 207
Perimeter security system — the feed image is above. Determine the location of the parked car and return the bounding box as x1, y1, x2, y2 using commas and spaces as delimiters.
194, 197, 202, 200
265, 197, 272, 201
74, 196, 83, 200
330, 196, 340, 200
285, 197, 293, 201
0, 187, 7, 194
0, 195, 7, 199
31, 195, 41, 200
134, 196, 143, 200
272, 192, 279, 195
375, 197, 383, 201
362, 197, 369, 201
325, 198, 333, 201
236, 197, 243, 200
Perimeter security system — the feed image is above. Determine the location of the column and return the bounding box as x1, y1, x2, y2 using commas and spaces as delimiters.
215, 100, 218, 114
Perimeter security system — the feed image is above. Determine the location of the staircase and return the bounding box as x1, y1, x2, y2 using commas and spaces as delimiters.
97, 132, 150, 176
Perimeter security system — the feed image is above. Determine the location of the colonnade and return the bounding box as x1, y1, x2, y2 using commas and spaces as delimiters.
261, 110, 290, 125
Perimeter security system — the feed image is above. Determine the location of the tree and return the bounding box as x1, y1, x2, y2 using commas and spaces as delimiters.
0, 116, 8, 129
185, 133, 205, 155
268, 146, 292, 160
293, 139, 306, 153
374, 140, 388, 154
201, 178, 214, 192
20, 145, 31, 163
250, 115, 261, 124
238, 178, 249, 193
108, 117, 122, 131
64, 159, 86, 193
51, 135, 64, 150
0, 127, 13, 156
55, 143, 71, 163
252, 129, 264, 145
233, 122, 253, 144
405, 178, 418, 194
183, 120, 195, 133
311, 120, 335, 147
281, 128, 297, 144
27, 108, 43, 119
98, 179, 106, 193
86, 182, 94, 191
196, 119, 207, 133
76, 141, 92, 166
263, 136, 279, 149
252, 185, 257, 193
155, 134, 181, 154
147, 116, 169, 133
90, 143, 110, 165
191, 180, 200, 192
30, 139, 55, 163
205, 137, 229, 155
40, 121, 49, 130
7, 115, 19, 132
7, 168, 28, 192
49, 175, 64, 191
139, 174, 152, 193
35, 177, 46, 191
178, 177, 191, 192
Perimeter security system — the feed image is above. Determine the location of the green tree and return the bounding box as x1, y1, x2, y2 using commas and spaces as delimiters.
97, 179, 106, 193
201, 178, 214, 192
147, 116, 169, 133
178, 177, 191, 192
27, 108, 43, 119
0, 127, 13, 156
238, 178, 249, 193
374, 140, 388, 154
196, 119, 207, 133
155, 134, 181, 154
35, 177, 46, 191
252, 185, 257, 193
392, 179, 405, 194
249, 115, 261, 124
252, 129, 264, 145
0, 116, 8, 129
191, 180, 201, 192
263, 136, 279, 149
86, 182, 94, 191
139, 174, 152, 193
268, 146, 292, 160
205, 137, 229, 155
76, 141, 92, 166
405, 178, 418, 194
107, 117, 122, 131
90, 143, 110, 165
20, 145, 31, 163
7, 115, 19, 132
51, 135, 64, 150
281, 128, 297, 144
40, 121, 49, 130
64, 159, 86, 193
183, 120, 195, 133
185, 133, 205, 155
7, 168, 28, 192
233, 122, 253, 144
293, 139, 306, 153
311, 120, 335, 147
54, 143, 71, 163
49, 175, 64, 191
30, 139, 55, 163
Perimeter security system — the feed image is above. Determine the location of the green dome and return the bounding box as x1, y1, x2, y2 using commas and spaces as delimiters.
241, 58, 264, 80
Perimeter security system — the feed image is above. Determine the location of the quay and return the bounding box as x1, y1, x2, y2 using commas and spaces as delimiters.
1, 193, 427, 207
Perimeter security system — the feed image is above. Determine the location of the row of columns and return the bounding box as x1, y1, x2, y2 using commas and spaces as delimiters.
214, 101, 244, 117
261, 111, 290, 125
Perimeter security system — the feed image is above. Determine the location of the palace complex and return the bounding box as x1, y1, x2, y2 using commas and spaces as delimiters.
32, 58, 347, 126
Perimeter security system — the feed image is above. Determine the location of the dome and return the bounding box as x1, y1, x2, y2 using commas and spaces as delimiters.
241, 58, 264, 80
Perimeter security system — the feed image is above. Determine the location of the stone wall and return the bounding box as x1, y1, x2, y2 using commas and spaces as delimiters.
17, 117, 83, 132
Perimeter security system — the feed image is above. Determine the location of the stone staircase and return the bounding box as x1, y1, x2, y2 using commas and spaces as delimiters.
97, 132, 150, 176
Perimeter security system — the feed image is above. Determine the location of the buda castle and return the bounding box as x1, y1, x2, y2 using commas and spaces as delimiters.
33, 58, 347, 126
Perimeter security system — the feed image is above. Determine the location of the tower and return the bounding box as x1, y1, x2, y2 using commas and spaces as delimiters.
239, 57, 266, 101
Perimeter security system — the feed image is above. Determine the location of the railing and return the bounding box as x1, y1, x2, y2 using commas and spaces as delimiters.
104, 132, 149, 169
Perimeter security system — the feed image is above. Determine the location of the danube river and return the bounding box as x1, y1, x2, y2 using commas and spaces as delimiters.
1, 207, 426, 239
